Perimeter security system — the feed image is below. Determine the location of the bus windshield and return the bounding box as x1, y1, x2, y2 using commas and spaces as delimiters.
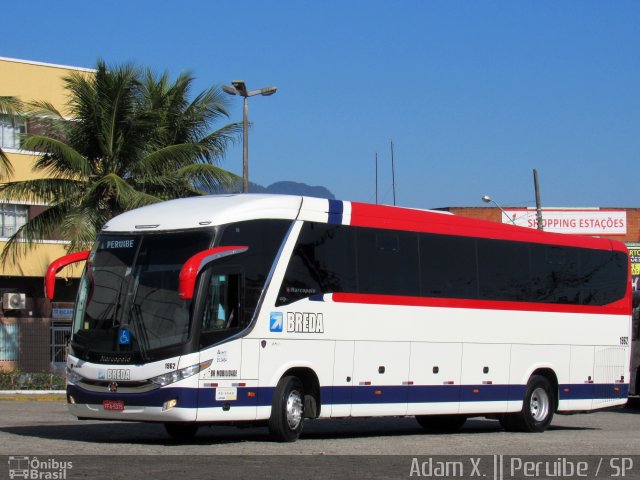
71, 230, 213, 363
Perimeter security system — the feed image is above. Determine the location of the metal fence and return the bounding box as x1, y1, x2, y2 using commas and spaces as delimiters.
0, 318, 70, 373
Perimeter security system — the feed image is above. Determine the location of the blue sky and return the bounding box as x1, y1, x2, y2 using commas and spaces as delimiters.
2, 1, 639, 208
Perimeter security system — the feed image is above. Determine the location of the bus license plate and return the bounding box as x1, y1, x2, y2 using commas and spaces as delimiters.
215, 387, 237, 401
103, 400, 125, 411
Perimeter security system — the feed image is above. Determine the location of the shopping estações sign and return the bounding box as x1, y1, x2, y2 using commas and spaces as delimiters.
502, 209, 627, 235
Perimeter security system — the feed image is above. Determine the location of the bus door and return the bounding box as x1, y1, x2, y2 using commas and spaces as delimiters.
196, 268, 256, 420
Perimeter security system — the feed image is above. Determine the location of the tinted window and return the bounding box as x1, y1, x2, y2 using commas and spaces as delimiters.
218, 220, 291, 320
580, 250, 627, 305
420, 234, 478, 299
477, 238, 531, 301
278, 221, 627, 307
530, 245, 581, 304
357, 229, 420, 296
277, 223, 356, 306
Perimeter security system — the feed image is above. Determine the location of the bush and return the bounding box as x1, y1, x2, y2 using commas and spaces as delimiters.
0, 368, 65, 390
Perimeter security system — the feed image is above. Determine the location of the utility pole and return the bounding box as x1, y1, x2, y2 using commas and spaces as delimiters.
390, 140, 396, 206
375, 152, 378, 204
533, 168, 543, 231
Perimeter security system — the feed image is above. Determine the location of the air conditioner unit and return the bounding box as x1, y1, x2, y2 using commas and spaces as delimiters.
3, 293, 26, 310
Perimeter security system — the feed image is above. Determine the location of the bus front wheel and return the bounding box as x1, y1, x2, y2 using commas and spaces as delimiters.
269, 376, 305, 442
501, 375, 555, 432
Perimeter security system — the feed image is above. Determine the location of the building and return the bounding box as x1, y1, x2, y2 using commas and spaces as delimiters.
0, 57, 92, 373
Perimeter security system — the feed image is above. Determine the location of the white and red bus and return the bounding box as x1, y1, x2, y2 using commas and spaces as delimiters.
47, 194, 632, 442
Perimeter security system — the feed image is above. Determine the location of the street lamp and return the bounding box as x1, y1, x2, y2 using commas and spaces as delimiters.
222, 80, 277, 193
481, 195, 517, 226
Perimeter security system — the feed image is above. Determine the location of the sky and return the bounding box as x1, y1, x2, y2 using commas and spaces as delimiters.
2, 1, 639, 209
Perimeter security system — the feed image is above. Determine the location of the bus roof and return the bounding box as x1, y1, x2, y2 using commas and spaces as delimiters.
102, 194, 625, 252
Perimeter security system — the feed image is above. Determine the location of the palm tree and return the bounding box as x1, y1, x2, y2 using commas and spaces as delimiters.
0, 60, 241, 261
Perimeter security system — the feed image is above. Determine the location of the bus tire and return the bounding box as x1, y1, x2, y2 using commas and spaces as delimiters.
269, 376, 305, 442
505, 375, 555, 432
499, 413, 519, 432
164, 422, 199, 440
415, 414, 467, 432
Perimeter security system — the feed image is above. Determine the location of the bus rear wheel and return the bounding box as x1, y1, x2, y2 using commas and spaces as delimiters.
416, 414, 467, 432
269, 376, 305, 442
164, 422, 199, 440
501, 375, 555, 432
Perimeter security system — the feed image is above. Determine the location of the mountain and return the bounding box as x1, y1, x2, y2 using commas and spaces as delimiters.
264, 181, 335, 199
214, 180, 335, 200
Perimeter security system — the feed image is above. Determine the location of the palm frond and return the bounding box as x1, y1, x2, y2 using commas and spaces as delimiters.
133, 143, 210, 176
0, 178, 84, 204
0, 96, 25, 179
175, 163, 239, 193
89, 173, 161, 210
0, 96, 24, 116
59, 207, 105, 252
196, 122, 243, 162
25, 100, 65, 120
24, 136, 90, 177
0, 204, 68, 265
0, 149, 14, 180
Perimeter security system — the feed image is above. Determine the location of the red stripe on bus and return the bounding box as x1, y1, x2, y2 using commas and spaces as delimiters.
349, 202, 628, 252
331, 292, 629, 316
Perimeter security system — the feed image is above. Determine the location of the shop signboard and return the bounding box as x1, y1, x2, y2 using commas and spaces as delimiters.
503, 209, 627, 235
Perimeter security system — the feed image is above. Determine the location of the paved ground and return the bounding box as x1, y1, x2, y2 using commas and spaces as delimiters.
1, 397, 640, 456
2, 397, 640, 479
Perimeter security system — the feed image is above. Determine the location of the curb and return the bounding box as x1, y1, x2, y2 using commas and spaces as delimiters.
0, 390, 66, 401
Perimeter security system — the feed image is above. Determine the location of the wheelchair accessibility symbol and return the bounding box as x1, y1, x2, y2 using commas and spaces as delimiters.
119, 329, 131, 345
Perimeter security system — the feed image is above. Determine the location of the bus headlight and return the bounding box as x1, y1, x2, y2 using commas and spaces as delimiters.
149, 360, 212, 386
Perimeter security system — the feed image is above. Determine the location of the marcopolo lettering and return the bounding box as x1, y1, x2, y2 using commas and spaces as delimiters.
286, 312, 324, 333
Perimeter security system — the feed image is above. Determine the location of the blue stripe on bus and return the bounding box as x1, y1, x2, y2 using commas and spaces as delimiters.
328, 200, 344, 224
558, 383, 629, 400
68, 382, 628, 409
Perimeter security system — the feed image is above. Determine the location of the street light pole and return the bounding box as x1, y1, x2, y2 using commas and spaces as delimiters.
481, 195, 517, 225
243, 95, 249, 193
222, 80, 277, 193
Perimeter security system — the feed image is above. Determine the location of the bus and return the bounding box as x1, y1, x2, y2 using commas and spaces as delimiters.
46, 194, 632, 442
628, 295, 640, 396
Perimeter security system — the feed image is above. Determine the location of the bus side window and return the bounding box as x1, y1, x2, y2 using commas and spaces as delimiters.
201, 273, 241, 334
277, 223, 356, 306
357, 228, 419, 296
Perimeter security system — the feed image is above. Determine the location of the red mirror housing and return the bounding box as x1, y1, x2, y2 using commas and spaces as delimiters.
45, 250, 91, 300
178, 245, 248, 300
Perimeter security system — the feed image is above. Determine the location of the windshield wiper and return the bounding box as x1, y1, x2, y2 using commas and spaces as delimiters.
128, 302, 150, 362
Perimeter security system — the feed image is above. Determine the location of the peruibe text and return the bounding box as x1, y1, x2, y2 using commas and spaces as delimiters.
105, 239, 134, 249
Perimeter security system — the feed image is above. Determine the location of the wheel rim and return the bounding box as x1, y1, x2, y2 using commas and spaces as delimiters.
529, 387, 550, 422
286, 388, 304, 430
